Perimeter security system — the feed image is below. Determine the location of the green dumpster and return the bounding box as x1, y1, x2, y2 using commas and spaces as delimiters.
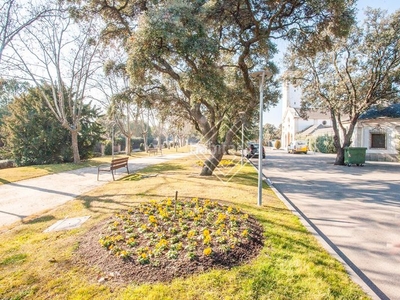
344, 147, 367, 166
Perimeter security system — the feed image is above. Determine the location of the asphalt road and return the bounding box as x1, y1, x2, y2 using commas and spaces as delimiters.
262, 150, 400, 300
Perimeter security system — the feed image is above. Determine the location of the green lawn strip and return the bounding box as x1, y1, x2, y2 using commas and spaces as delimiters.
0, 147, 190, 185
0, 157, 370, 299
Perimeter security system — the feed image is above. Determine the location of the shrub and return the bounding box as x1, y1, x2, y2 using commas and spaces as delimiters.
313, 135, 336, 153
274, 140, 281, 149
104, 141, 112, 155
132, 137, 145, 150
139, 143, 145, 151
0, 160, 14, 169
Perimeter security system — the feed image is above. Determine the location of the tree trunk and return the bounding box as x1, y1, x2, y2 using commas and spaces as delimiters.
158, 135, 162, 150
200, 144, 224, 176
71, 130, 81, 163
143, 132, 148, 151
126, 136, 131, 155
335, 146, 345, 165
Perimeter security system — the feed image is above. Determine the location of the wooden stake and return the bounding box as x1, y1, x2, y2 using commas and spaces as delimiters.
174, 191, 178, 219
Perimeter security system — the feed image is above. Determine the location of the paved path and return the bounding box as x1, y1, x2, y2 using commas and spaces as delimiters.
0, 153, 191, 228
262, 150, 400, 300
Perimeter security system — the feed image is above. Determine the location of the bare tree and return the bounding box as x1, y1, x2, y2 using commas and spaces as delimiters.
102, 57, 138, 155
9, 5, 101, 163
0, 0, 55, 65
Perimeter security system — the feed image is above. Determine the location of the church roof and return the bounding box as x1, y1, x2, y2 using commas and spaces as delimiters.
359, 103, 400, 120
293, 108, 330, 119
299, 124, 334, 136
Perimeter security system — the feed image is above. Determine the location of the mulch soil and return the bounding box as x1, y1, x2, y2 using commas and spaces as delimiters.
74, 215, 264, 286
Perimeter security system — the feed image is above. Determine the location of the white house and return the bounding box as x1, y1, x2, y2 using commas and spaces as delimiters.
280, 82, 332, 149
280, 82, 400, 162
352, 104, 400, 162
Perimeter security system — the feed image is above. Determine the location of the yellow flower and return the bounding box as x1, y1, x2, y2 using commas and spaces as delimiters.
241, 229, 249, 237
187, 230, 196, 238
203, 247, 212, 256
215, 213, 227, 225
126, 237, 135, 244
155, 239, 168, 249
203, 235, 212, 245
203, 229, 210, 237
204, 199, 213, 207
148, 215, 157, 224
120, 250, 130, 258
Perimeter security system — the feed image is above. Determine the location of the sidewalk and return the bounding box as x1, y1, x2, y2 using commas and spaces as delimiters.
0, 153, 191, 228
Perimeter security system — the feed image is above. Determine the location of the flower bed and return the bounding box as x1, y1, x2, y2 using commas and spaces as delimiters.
77, 198, 264, 283
100, 197, 259, 264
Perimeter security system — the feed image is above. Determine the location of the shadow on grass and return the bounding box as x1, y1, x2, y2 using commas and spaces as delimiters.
0, 178, 11, 184
24, 215, 56, 224
76, 193, 148, 212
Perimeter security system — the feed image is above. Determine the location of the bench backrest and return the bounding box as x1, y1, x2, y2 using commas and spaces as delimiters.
110, 157, 129, 170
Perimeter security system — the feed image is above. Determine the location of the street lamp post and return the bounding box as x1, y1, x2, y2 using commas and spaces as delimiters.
239, 112, 245, 166
250, 70, 272, 206
110, 121, 116, 159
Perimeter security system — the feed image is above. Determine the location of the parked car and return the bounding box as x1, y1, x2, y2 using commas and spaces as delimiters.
287, 140, 308, 154
246, 143, 265, 159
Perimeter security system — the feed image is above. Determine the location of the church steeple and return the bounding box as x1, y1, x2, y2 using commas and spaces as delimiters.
282, 80, 302, 118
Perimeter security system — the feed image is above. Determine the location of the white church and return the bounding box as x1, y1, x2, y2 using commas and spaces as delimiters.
280, 82, 400, 162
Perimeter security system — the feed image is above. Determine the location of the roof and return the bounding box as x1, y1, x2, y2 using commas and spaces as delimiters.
293, 108, 330, 119
359, 103, 400, 120
298, 124, 334, 137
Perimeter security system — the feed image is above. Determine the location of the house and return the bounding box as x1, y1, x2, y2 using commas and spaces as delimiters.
280, 82, 332, 149
352, 104, 400, 162
280, 82, 400, 162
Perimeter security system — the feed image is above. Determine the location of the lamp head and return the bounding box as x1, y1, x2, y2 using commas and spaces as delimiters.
250, 69, 272, 78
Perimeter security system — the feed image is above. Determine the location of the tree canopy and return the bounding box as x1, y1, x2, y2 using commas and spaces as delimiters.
2, 85, 104, 165
75, 0, 355, 174
284, 8, 400, 164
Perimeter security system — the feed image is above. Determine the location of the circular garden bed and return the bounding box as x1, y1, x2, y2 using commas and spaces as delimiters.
75, 198, 264, 284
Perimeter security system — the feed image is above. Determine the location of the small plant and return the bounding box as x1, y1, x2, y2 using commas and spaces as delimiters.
274, 140, 281, 149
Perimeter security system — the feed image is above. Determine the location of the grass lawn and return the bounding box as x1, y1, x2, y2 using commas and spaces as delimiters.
0, 155, 370, 299
0, 146, 189, 185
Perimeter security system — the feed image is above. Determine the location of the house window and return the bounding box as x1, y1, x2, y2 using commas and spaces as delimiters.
371, 133, 386, 149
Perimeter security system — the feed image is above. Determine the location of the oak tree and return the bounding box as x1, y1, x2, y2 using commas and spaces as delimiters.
284, 8, 400, 165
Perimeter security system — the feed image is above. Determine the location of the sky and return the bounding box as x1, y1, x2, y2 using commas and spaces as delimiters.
264, 0, 400, 127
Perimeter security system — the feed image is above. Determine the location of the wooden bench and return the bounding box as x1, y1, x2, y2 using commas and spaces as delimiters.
147, 148, 161, 155
97, 157, 130, 181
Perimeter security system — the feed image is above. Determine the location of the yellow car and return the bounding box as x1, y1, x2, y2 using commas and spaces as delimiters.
288, 140, 308, 154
